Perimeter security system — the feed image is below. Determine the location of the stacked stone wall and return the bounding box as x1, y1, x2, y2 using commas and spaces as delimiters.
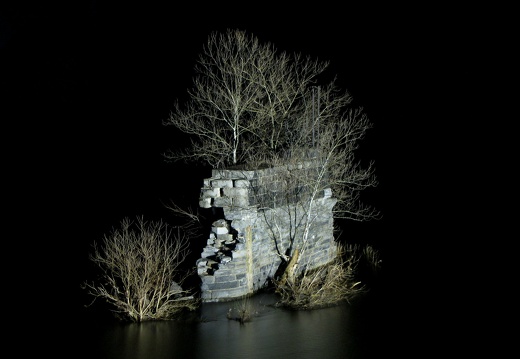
197, 162, 338, 302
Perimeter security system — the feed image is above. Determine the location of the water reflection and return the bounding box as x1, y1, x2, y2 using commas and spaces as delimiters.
76, 292, 386, 359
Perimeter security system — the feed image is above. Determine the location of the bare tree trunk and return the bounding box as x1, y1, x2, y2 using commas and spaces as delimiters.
279, 248, 300, 287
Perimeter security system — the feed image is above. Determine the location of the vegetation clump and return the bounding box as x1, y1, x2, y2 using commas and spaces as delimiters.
82, 216, 199, 322
274, 244, 375, 310
226, 295, 258, 324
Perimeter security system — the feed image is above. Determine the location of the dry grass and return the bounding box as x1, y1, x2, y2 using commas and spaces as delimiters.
226, 295, 258, 324
274, 243, 367, 310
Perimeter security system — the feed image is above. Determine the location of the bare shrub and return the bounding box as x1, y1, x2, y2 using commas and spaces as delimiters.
274, 243, 365, 310
82, 216, 199, 322
226, 294, 258, 324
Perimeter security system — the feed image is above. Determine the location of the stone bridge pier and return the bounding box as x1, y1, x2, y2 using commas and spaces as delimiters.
196, 165, 338, 302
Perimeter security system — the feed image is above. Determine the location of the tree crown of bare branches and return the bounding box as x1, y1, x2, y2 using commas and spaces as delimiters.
164, 28, 379, 222
164, 28, 328, 168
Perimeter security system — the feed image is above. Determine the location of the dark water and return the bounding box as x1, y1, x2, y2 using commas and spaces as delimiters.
70, 294, 381, 359
50, 219, 433, 358
61, 271, 422, 359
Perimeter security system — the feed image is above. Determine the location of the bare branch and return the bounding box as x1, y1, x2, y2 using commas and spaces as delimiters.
164, 29, 329, 167
82, 217, 199, 322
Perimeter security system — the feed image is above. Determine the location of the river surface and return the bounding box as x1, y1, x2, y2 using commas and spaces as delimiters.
70, 294, 381, 359
57, 267, 428, 359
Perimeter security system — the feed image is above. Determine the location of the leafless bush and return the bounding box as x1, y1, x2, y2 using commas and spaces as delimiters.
226, 294, 258, 324
274, 243, 365, 310
82, 216, 199, 322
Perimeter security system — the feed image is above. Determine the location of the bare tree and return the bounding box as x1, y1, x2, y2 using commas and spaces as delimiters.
243, 80, 380, 308
302, 81, 380, 221
164, 29, 328, 167
164, 29, 380, 307
247, 79, 379, 260
82, 217, 199, 322
164, 29, 378, 221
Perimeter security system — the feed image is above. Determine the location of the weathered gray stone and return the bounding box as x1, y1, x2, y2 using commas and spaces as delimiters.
216, 233, 233, 241
213, 197, 232, 207
200, 275, 215, 284
199, 198, 212, 208
209, 280, 240, 290
201, 246, 218, 258
323, 188, 332, 198
234, 179, 250, 188
211, 179, 233, 188
212, 226, 228, 235
201, 187, 220, 198
197, 162, 338, 302
215, 273, 236, 282
231, 250, 246, 259
223, 187, 248, 197
201, 286, 249, 302
220, 256, 232, 264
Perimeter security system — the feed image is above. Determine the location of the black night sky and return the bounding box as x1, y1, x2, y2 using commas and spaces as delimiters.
3, 2, 485, 340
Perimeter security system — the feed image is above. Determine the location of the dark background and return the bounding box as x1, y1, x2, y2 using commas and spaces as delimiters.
2, 2, 485, 326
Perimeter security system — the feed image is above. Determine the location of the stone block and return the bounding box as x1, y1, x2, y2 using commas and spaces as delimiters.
210, 280, 239, 290
234, 179, 250, 188
232, 196, 249, 208
323, 188, 332, 198
213, 197, 232, 207
220, 256, 232, 264
201, 246, 218, 258
231, 250, 247, 259
213, 169, 256, 180
223, 207, 258, 221
213, 218, 228, 227
216, 233, 233, 241
210, 286, 249, 301
223, 187, 248, 197
213, 267, 233, 276
211, 179, 233, 188
201, 274, 215, 284
220, 261, 238, 269
199, 198, 212, 208
212, 226, 228, 235
215, 274, 237, 283
201, 187, 220, 198
196, 259, 207, 267
201, 290, 214, 301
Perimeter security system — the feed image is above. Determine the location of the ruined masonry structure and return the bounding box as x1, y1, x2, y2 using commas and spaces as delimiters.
197, 161, 338, 302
